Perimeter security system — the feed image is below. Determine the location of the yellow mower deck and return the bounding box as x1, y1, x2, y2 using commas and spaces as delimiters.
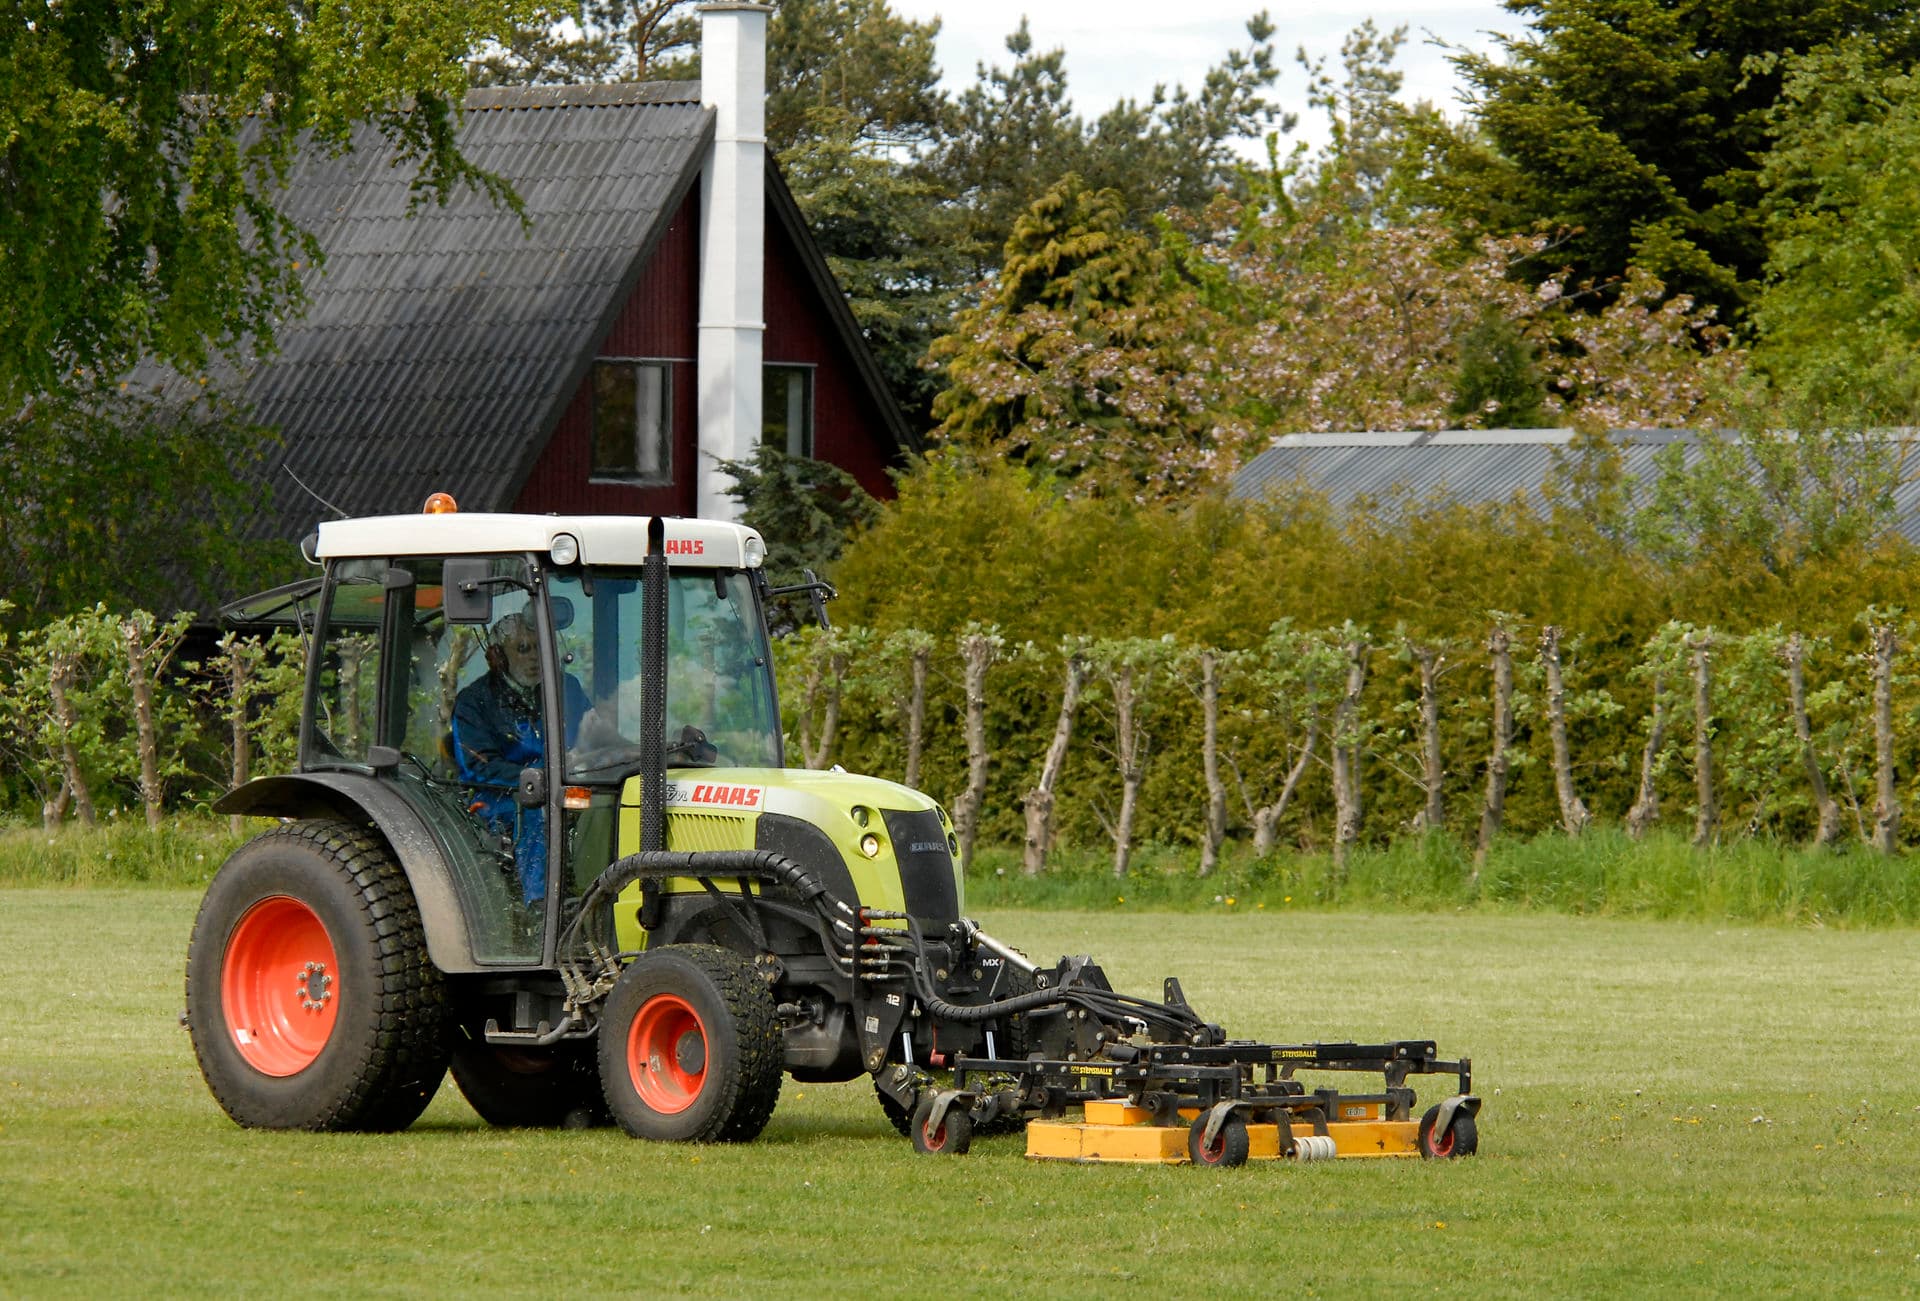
1029, 1100, 1420, 1164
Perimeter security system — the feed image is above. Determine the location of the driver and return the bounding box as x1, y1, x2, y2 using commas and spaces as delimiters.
451, 610, 589, 908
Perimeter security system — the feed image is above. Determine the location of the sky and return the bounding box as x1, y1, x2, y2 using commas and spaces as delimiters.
884, 2, 1520, 156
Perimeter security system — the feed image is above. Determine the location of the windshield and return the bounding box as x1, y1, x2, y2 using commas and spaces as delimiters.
550, 567, 781, 779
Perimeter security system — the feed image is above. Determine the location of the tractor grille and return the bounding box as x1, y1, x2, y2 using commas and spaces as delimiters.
882, 808, 959, 926
666, 811, 752, 853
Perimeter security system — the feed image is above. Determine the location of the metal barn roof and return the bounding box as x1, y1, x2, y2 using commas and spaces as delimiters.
1228, 429, 1920, 541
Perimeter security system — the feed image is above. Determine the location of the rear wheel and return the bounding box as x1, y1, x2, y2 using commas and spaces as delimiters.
184, 820, 448, 1131
598, 945, 782, 1142
451, 1034, 606, 1128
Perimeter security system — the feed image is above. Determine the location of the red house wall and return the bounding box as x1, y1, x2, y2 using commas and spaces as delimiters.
514, 181, 902, 518
761, 208, 899, 499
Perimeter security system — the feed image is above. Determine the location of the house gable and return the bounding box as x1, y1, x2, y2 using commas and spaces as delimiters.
514, 164, 916, 515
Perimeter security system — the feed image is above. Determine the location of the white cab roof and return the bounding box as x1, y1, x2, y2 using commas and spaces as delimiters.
313, 513, 765, 568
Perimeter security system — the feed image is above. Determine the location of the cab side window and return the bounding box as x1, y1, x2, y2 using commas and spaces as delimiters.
308, 558, 387, 766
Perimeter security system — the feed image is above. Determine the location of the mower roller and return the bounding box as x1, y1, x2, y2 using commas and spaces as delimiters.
186, 505, 1482, 1166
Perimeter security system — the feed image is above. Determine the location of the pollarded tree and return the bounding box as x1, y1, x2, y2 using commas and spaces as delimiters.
1085, 635, 1177, 878
1231, 622, 1345, 858
1021, 636, 1092, 876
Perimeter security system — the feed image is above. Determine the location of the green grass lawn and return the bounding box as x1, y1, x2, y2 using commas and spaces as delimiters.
2, 891, 1917, 1297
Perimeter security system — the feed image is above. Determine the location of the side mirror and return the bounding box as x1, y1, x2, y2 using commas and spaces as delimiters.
444, 559, 494, 625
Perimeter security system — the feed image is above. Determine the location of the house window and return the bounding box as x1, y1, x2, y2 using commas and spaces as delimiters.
764, 364, 814, 458
592, 359, 672, 485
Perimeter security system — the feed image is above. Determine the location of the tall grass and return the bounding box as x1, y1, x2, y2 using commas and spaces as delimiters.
965, 828, 1920, 926
7, 815, 1919, 927
0, 815, 244, 888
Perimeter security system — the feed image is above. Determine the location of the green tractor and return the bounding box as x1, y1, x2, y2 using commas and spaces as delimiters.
188, 506, 1478, 1164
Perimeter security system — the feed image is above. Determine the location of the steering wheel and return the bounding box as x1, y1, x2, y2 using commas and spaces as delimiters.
568, 727, 718, 776
566, 743, 651, 776
666, 725, 719, 766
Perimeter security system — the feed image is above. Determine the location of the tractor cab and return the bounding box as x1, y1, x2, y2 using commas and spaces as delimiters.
231, 509, 782, 967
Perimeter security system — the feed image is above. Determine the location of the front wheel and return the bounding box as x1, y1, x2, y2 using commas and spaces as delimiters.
184, 820, 449, 1131
598, 946, 783, 1142
1188, 1114, 1251, 1168
1418, 1103, 1479, 1159
909, 1095, 972, 1155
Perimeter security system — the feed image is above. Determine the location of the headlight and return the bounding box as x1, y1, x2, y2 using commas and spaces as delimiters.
860, 833, 881, 859
743, 534, 767, 568
549, 533, 580, 566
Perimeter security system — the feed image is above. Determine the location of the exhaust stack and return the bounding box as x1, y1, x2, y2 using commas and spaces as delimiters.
695, 2, 772, 521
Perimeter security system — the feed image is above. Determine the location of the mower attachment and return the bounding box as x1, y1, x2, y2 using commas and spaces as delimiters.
943, 1037, 1476, 1165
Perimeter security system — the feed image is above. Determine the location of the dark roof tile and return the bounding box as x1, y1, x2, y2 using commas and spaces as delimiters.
169, 85, 714, 540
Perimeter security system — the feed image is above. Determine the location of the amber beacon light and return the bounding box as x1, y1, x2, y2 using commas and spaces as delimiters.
421, 492, 459, 514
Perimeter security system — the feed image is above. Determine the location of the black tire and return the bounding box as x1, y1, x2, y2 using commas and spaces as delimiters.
1418, 1104, 1479, 1159
910, 1095, 973, 1155
451, 1033, 607, 1128
1188, 1114, 1251, 1168
184, 819, 449, 1131
877, 1082, 915, 1137
598, 945, 783, 1142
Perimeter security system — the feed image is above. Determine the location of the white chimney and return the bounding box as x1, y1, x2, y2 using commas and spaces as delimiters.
696, 2, 772, 522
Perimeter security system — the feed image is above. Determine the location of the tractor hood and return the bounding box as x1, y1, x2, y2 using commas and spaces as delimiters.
613, 766, 961, 925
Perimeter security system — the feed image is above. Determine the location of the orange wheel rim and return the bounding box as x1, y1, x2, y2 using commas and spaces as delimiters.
627, 993, 707, 1114
221, 895, 339, 1076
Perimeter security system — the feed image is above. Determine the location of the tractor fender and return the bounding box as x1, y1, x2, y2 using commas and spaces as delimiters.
213, 773, 475, 972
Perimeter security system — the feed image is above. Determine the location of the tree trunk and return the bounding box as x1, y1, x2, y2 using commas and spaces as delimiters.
1782, 633, 1842, 848
1870, 621, 1900, 854
46, 654, 96, 827
122, 619, 165, 831
1101, 665, 1141, 877
1198, 650, 1228, 878
43, 774, 72, 830
903, 644, 929, 790
1689, 633, 1717, 847
1539, 626, 1590, 836
1330, 638, 1368, 876
1625, 674, 1666, 839
1252, 719, 1317, 857
1022, 653, 1086, 876
800, 646, 849, 771
1474, 627, 1514, 872
229, 642, 254, 835
954, 631, 997, 874
1411, 645, 1445, 833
